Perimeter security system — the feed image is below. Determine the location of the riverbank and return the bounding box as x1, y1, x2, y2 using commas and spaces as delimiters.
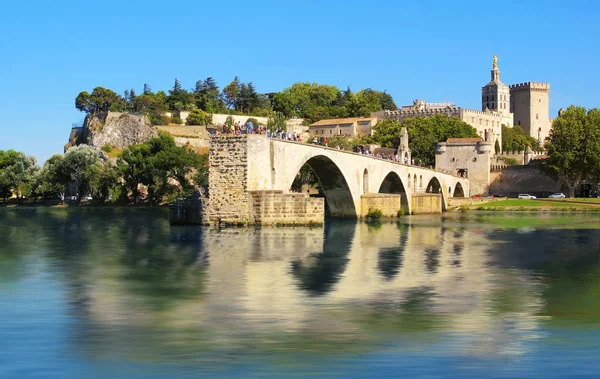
459, 198, 600, 212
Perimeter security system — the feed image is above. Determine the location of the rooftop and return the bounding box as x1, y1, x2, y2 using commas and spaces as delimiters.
446, 138, 484, 143
309, 117, 376, 127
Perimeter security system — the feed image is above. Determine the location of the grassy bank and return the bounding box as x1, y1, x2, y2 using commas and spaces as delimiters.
467, 198, 600, 212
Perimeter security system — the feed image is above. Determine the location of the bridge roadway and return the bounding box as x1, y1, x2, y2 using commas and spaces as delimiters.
244, 135, 468, 216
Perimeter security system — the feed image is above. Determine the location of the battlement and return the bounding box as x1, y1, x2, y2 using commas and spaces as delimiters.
462, 108, 502, 117
509, 82, 550, 91
383, 107, 461, 117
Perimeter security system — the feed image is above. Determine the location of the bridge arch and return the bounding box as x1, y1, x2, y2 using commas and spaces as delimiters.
377, 172, 410, 214
425, 176, 448, 211
453, 182, 465, 198
287, 154, 357, 218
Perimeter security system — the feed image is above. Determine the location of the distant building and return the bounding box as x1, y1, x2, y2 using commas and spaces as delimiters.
308, 117, 378, 138
373, 54, 553, 149
435, 138, 493, 195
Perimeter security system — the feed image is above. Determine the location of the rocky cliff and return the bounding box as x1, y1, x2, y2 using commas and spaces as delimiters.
67, 112, 157, 150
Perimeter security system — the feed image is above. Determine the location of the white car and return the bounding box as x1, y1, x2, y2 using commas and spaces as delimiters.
548, 193, 566, 198
518, 194, 537, 199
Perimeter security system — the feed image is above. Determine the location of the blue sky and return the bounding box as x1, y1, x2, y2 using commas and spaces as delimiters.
1, 0, 598, 162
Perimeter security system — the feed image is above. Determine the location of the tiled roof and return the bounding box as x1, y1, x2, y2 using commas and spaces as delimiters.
309, 117, 376, 127
446, 138, 483, 143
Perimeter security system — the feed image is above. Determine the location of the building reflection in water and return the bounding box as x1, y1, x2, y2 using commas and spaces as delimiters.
3, 209, 597, 365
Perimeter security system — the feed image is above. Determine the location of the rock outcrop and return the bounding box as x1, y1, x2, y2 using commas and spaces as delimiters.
67, 112, 157, 150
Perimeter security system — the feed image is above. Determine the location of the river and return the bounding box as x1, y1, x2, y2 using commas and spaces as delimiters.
0, 208, 599, 378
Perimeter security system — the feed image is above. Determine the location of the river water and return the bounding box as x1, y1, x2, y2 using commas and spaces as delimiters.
0, 208, 599, 378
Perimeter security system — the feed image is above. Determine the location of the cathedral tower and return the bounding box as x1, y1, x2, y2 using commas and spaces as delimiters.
481, 54, 511, 117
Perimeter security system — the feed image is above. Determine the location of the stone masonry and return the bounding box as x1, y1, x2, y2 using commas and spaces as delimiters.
207, 135, 251, 224
206, 135, 325, 225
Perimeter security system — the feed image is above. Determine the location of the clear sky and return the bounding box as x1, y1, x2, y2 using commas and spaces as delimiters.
1, 0, 598, 162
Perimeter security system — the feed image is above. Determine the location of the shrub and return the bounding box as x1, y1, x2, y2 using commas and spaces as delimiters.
186, 109, 212, 126
366, 208, 383, 219
397, 208, 406, 217
101, 144, 112, 153
171, 115, 183, 125
225, 115, 234, 129
149, 114, 168, 125
504, 157, 519, 166
459, 204, 469, 213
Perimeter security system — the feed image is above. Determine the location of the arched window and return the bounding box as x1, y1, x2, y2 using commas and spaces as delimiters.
363, 169, 369, 193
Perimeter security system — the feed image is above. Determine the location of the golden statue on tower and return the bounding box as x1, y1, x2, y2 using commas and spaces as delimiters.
493, 53, 498, 69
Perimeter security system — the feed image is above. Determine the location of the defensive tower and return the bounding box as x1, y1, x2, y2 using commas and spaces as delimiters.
509, 82, 551, 143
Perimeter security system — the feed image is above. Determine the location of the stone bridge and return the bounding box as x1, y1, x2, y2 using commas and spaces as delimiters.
205, 135, 469, 224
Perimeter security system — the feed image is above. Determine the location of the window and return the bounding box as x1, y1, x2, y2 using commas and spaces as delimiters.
486, 120, 489, 126
492, 95, 495, 101
471, 117, 475, 123
329, 130, 332, 135
518, 120, 521, 126
479, 118, 482, 125
536, 113, 539, 120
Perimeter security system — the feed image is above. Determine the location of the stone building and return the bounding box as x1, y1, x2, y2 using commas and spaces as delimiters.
372, 106, 505, 152
510, 82, 551, 144
373, 54, 553, 150
435, 138, 493, 195
308, 117, 377, 138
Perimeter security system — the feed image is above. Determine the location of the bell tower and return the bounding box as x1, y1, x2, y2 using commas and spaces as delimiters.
481, 54, 510, 116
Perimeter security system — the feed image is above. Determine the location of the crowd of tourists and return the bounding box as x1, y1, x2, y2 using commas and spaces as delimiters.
213, 121, 426, 166
214, 121, 303, 141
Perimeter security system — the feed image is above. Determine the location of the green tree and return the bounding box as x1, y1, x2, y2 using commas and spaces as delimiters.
75, 87, 127, 115
117, 133, 204, 204
167, 78, 194, 111
267, 112, 287, 132
62, 145, 100, 202
371, 115, 478, 166
90, 160, 118, 203
37, 154, 69, 202
502, 125, 539, 152
543, 106, 600, 197
186, 108, 213, 126
0, 150, 39, 204
222, 77, 240, 109
194, 77, 224, 113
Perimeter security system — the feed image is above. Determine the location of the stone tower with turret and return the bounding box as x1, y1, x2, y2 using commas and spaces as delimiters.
482, 54, 511, 116
509, 82, 551, 144
398, 127, 411, 164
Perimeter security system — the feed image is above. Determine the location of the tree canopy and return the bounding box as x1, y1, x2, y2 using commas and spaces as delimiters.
75, 79, 397, 126
543, 106, 600, 197
369, 115, 479, 166
502, 125, 541, 152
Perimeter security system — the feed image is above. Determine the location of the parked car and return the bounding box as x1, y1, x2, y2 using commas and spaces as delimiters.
548, 193, 566, 198
518, 194, 537, 199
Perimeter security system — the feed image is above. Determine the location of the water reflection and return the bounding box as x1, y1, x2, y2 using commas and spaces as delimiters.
0, 209, 599, 377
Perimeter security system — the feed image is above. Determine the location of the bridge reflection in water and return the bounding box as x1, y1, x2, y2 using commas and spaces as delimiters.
66, 218, 556, 361
2, 208, 599, 376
